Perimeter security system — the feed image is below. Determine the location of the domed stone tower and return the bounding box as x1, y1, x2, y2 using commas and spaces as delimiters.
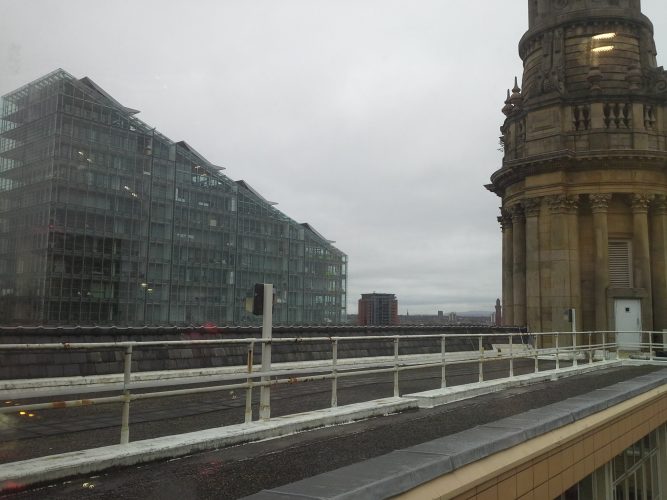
488, 0, 667, 337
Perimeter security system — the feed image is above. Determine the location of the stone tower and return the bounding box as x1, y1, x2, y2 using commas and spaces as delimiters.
488, 0, 667, 335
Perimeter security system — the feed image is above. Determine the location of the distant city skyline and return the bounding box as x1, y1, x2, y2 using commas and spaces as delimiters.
2, 0, 666, 315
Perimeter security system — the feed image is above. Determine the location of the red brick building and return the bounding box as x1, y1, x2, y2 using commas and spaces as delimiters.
357, 293, 399, 326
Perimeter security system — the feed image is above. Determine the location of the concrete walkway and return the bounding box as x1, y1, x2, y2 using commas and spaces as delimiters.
0, 397, 417, 493
246, 368, 667, 499
0, 359, 630, 493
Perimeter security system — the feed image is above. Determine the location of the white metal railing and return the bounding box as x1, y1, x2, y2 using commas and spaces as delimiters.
0, 331, 664, 446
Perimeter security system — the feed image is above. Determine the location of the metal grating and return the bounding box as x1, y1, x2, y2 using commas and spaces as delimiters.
608, 240, 632, 287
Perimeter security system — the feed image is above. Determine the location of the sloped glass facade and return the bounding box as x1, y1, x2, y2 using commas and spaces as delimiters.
0, 69, 347, 326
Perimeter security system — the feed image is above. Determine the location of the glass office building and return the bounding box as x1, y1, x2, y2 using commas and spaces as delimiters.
0, 69, 347, 326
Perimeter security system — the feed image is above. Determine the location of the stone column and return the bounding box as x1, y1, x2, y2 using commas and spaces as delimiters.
651, 196, 667, 330
566, 196, 582, 340
547, 195, 581, 337
590, 193, 612, 331
524, 198, 542, 332
632, 193, 654, 330
499, 209, 514, 326
512, 204, 526, 327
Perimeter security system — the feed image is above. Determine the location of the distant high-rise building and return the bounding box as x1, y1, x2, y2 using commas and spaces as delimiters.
357, 293, 398, 326
0, 69, 347, 326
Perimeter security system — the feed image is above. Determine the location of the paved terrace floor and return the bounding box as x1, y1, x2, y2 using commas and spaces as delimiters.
3, 364, 661, 500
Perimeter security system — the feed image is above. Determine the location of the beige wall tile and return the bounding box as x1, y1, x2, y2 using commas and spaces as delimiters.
498, 476, 517, 499
548, 474, 563, 499
516, 467, 534, 497
476, 484, 498, 500
561, 466, 575, 491
533, 481, 548, 500
533, 459, 549, 487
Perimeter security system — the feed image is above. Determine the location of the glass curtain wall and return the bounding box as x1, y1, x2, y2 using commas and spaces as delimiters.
0, 71, 60, 324
0, 69, 347, 326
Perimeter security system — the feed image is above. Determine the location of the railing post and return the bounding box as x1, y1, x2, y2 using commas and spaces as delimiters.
588, 332, 593, 365
649, 332, 654, 361
260, 284, 273, 421
331, 339, 338, 407
509, 333, 514, 378
534, 335, 539, 373
602, 332, 607, 361
478, 336, 484, 383
555, 333, 560, 371
441, 335, 447, 389
120, 345, 133, 445
393, 337, 400, 397
573, 330, 578, 368
245, 341, 254, 424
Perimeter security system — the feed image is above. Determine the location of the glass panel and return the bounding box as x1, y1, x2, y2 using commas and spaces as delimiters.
0, 70, 347, 326
579, 473, 593, 500
615, 453, 626, 480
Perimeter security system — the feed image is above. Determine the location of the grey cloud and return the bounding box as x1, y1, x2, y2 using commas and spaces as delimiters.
1, 0, 665, 315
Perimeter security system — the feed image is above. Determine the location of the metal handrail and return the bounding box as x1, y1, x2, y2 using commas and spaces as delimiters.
0, 332, 528, 350
1, 330, 661, 446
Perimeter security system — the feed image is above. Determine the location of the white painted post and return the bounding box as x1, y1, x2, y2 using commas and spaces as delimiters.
393, 338, 400, 397
555, 333, 560, 371
649, 332, 654, 361
479, 336, 484, 383
588, 332, 593, 364
120, 345, 133, 444
260, 284, 272, 421
572, 310, 578, 367
245, 341, 254, 423
509, 333, 514, 378
602, 331, 607, 361
534, 335, 539, 373
331, 339, 338, 407
441, 335, 447, 389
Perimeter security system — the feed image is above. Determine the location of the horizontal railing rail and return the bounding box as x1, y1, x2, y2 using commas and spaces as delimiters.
1, 331, 664, 447
0, 324, 523, 336
0, 332, 527, 350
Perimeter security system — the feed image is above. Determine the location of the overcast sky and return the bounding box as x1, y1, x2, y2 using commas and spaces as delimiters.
2, 1, 666, 315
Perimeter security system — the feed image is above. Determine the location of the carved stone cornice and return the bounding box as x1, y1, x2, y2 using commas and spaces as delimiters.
647, 67, 667, 96
631, 193, 654, 213
589, 193, 613, 213
498, 208, 513, 231
510, 203, 525, 223
651, 195, 667, 216
490, 151, 667, 196
523, 197, 542, 218
546, 194, 579, 214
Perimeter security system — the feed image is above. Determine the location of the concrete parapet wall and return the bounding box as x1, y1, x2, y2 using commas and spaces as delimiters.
0, 326, 521, 380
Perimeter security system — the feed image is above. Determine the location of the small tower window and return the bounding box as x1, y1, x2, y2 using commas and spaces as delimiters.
593, 33, 616, 41
591, 33, 616, 57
